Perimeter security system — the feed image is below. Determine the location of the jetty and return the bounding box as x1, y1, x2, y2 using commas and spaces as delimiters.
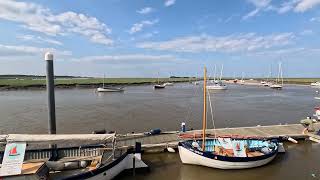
116, 122, 320, 153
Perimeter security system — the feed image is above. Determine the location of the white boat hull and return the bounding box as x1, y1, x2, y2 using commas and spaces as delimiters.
178, 146, 277, 169
97, 87, 123, 92
270, 85, 282, 89
207, 85, 227, 90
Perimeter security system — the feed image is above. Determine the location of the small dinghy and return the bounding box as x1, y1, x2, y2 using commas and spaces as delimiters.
178, 67, 279, 169
97, 87, 124, 92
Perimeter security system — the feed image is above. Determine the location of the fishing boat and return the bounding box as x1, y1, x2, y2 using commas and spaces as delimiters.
206, 65, 228, 90
0, 134, 148, 179
270, 62, 283, 90
97, 74, 124, 92
178, 67, 279, 169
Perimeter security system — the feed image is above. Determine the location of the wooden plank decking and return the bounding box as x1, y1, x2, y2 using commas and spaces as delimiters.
116, 123, 320, 152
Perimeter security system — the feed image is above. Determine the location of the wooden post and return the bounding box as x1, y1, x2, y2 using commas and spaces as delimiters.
202, 67, 207, 151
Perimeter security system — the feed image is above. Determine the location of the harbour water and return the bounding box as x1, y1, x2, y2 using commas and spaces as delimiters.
0, 83, 318, 134
0, 83, 319, 179
120, 141, 320, 180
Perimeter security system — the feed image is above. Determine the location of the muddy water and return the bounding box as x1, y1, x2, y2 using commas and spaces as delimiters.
120, 141, 320, 180
0, 83, 319, 179
0, 83, 318, 134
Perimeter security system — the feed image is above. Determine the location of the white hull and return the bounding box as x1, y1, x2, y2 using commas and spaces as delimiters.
163, 82, 173, 86
178, 146, 277, 169
97, 87, 123, 92
154, 84, 166, 89
207, 85, 227, 90
270, 84, 282, 89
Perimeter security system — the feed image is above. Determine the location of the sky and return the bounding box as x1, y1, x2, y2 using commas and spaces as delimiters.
0, 0, 320, 78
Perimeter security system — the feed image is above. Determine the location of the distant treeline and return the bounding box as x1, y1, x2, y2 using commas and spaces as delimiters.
0, 75, 88, 79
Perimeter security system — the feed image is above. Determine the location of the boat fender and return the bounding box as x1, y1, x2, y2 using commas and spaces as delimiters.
167, 147, 175, 153
288, 137, 298, 144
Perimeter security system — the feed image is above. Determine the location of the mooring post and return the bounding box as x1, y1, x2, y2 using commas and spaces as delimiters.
45, 52, 56, 148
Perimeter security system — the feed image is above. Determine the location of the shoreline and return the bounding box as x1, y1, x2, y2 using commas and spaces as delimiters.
0, 79, 192, 91
1, 78, 319, 90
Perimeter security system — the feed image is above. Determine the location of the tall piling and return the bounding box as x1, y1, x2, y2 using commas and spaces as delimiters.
45, 52, 56, 136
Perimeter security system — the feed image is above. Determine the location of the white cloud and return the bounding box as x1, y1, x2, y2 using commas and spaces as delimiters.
247, 0, 271, 8
129, 19, 159, 34
299, 29, 314, 35
242, 9, 260, 20
248, 47, 320, 57
137, 7, 154, 14
0, 44, 71, 58
275, 0, 299, 14
0, 0, 113, 45
72, 54, 181, 63
137, 33, 295, 53
294, 0, 320, 12
17, 35, 62, 45
243, 0, 320, 19
164, 0, 176, 7
242, 0, 272, 20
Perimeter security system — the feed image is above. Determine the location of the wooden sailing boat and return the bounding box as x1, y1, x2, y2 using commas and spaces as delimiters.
178, 67, 279, 169
97, 74, 124, 92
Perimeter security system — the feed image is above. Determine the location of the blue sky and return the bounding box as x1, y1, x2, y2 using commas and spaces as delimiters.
0, 0, 320, 77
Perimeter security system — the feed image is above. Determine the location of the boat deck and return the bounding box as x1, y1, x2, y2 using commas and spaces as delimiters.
116, 123, 320, 152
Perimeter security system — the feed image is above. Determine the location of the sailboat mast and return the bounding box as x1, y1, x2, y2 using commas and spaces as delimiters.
280, 62, 283, 86
202, 67, 207, 151
103, 73, 105, 88
214, 65, 216, 81
277, 62, 281, 84
220, 64, 223, 81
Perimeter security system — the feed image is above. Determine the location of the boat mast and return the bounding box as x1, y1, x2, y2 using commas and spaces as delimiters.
280, 62, 283, 86
103, 73, 105, 88
277, 62, 280, 84
219, 64, 223, 81
202, 67, 207, 151
214, 65, 216, 82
